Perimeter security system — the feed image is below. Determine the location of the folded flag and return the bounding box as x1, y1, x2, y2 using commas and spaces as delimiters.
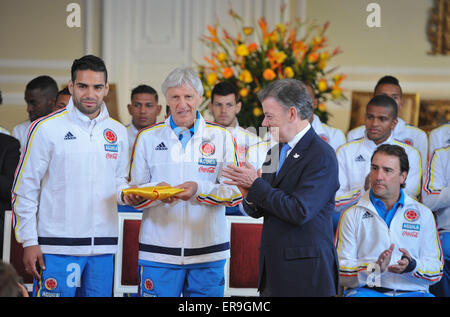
122, 186, 184, 200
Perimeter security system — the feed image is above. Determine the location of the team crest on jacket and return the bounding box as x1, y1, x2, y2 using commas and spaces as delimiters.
144, 278, 154, 291
200, 141, 215, 156
44, 277, 58, 290
404, 209, 419, 222
103, 129, 117, 143
403, 138, 413, 146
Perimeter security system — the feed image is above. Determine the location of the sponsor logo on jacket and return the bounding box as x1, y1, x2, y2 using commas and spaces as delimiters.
198, 166, 216, 174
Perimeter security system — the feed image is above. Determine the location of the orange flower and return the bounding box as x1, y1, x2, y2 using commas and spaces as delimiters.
263, 69, 276, 81
312, 36, 325, 47
308, 52, 319, 63
258, 17, 268, 36
206, 24, 219, 44
204, 56, 217, 71
223, 67, 234, 79
333, 74, 346, 85
318, 103, 327, 112
248, 42, 258, 52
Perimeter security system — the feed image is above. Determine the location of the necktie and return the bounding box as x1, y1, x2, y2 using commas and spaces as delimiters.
276, 143, 291, 175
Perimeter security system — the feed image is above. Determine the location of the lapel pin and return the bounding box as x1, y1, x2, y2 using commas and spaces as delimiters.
293, 153, 300, 159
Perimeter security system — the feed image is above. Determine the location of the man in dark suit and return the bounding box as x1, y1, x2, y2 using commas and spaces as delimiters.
0, 133, 21, 257
222, 79, 340, 297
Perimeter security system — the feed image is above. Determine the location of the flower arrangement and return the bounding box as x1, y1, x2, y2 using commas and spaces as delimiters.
197, 7, 346, 128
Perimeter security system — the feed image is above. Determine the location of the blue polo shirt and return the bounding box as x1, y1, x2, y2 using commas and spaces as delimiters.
169, 111, 200, 148
369, 189, 405, 228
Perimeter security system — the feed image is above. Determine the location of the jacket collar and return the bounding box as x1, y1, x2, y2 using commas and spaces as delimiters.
66, 97, 109, 127
271, 124, 315, 186
358, 190, 418, 218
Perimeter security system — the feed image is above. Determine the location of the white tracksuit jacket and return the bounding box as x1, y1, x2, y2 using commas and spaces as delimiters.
428, 123, 450, 157
335, 135, 422, 213
12, 99, 129, 255
336, 191, 444, 292
422, 146, 450, 233
311, 114, 346, 152
229, 122, 261, 163
128, 115, 242, 265
347, 118, 428, 174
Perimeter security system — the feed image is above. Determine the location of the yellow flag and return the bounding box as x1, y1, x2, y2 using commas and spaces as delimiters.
122, 186, 184, 200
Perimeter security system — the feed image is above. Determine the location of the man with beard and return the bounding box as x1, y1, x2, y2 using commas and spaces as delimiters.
12, 55, 129, 297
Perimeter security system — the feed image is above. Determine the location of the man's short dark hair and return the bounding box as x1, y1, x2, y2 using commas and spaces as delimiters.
371, 144, 409, 188
71, 55, 108, 83
211, 82, 239, 103
25, 75, 58, 100
366, 94, 398, 119
374, 75, 402, 95
56, 87, 71, 99
130, 85, 158, 102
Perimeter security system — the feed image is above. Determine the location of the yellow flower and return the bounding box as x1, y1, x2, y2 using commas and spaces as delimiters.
236, 44, 249, 57
207, 73, 217, 86
263, 69, 276, 81
239, 70, 253, 83
284, 66, 294, 78
217, 52, 227, 62
243, 27, 254, 36
206, 90, 212, 98
276, 23, 286, 34
331, 87, 342, 99
312, 36, 324, 46
269, 32, 279, 43
318, 79, 328, 92
318, 60, 327, 70
318, 103, 327, 112
275, 51, 287, 64
240, 88, 249, 98
320, 51, 330, 61
253, 107, 263, 117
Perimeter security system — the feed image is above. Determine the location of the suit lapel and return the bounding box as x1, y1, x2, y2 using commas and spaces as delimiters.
261, 144, 281, 186
272, 127, 315, 187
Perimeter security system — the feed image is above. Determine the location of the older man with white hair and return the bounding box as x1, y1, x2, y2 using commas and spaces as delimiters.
123, 67, 242, 297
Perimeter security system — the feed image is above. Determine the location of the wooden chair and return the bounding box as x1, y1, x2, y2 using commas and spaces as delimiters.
349, 91, 420, 131
2, 210, 33, 292
224, 216, 263, 297
113, 211, 142, 297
